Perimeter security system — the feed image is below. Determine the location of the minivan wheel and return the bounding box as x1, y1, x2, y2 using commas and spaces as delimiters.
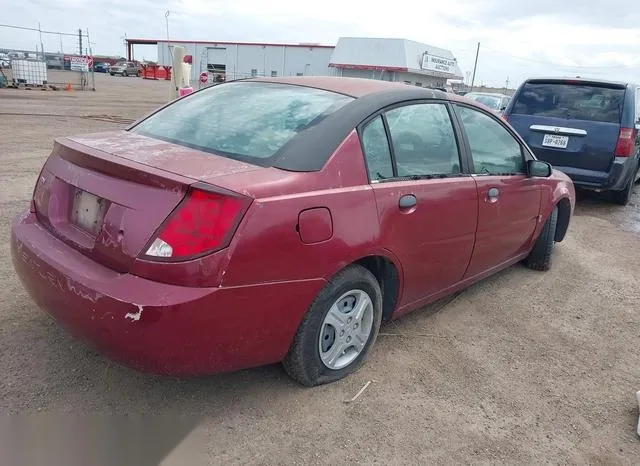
283, 264, 382, 387
612, 167, 637, 206
525, 206, 558, 271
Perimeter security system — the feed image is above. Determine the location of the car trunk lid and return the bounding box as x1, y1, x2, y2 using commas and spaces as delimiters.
33, 132, 261, 273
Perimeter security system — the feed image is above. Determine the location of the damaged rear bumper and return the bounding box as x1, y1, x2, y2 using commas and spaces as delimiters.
11, 211, 325, 376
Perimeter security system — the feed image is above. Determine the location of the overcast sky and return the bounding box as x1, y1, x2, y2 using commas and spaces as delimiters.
2, 0, 639, 87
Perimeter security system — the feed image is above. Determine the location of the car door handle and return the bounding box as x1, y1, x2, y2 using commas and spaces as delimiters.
486, 187, 500, 202
398, 194, 417, 209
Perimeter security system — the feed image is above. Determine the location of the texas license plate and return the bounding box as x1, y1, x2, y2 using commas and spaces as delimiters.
72, 189, 105, 234
542, 134, 569, 149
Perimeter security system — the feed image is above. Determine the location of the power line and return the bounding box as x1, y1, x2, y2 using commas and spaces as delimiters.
481, 46, 639, 70
0, 23, 87, 38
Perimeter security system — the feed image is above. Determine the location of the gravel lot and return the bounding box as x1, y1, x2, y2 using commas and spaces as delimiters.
1, 71, 639, 464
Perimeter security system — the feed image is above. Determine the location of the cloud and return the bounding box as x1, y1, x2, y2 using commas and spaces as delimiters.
473, 0, 640, 28
1, 0, 638, 86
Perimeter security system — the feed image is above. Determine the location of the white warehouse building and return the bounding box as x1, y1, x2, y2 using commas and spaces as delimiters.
154, 40, 335, 82
329, 37, 463, 88
129, 37, 462, 87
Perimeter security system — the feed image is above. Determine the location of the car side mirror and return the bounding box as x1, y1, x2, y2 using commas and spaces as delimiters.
528, 160, 552, 178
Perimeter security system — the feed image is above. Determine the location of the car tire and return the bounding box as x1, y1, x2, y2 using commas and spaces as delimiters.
283, 264, 382, 387
612, 166, 638, 206
122, 71, 128, 77
525, 206, 558, 271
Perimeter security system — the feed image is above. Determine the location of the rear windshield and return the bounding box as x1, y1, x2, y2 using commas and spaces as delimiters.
511, 82, 625, 123
132, 81, 353, 163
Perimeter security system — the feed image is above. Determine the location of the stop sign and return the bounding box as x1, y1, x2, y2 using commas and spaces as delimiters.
199, 72, 208, 84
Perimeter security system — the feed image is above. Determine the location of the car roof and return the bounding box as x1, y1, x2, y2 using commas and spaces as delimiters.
524, 76, 635, 88
230, 77, 484, 172
250, 76, 463, 100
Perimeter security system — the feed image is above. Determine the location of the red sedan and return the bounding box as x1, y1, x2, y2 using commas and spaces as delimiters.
11, 77, 575, 386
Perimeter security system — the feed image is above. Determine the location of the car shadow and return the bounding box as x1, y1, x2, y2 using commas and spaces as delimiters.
3, 308, 305, 415
7, 262, 530, 415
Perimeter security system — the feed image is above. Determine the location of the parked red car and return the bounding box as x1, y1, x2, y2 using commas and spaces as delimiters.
11, 77, 575, 386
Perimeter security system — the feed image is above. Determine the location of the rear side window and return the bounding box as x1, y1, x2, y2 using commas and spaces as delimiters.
512, 82, 625, 124
361, 116, 394, 181
132, 82, 353, 162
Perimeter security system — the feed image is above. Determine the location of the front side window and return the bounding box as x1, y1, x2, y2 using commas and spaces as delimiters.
132, 82, 353, 163
457, 105, 525, 175
385, 103, 461, 176
360, 116, 393, 181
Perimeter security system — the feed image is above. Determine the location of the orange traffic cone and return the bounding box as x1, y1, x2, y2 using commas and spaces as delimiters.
65, 82, 72, 92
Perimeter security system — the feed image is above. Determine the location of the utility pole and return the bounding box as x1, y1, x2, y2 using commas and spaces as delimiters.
165, 10, 170, 42
38, 23, 44, 60
87, 29, 95, 91
470, 42, 480, 92
505, 76, 510, 91
78, 28, 83, 56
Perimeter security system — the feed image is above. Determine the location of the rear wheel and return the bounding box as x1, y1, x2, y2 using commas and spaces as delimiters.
283, 264, 382, 386
525, 206, 558, 271
612, 166, 638, 206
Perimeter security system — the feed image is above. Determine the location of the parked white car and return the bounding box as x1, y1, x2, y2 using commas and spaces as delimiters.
464, 92, 511, 114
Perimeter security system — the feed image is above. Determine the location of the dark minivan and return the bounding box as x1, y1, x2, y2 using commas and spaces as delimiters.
504, 78, 640, 204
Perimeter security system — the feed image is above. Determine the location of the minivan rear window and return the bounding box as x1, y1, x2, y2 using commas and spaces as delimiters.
132, 81, 353, 163
511, 82, 625, 124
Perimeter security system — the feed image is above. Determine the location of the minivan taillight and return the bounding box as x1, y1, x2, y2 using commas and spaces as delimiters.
614, 128, 636, 157
144, 188, 250, 260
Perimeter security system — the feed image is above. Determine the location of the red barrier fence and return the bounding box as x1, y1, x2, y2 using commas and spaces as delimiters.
141, 65, 172, 80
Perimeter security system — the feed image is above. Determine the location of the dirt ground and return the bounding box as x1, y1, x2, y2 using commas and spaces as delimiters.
1, 71, 639, 464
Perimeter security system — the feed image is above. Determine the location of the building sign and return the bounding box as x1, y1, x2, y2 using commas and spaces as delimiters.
69, 56, 93, 72
421, 53, 456, 75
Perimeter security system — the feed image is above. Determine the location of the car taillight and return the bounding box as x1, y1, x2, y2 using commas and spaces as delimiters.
145, 188, 249, 260
614, 128, 636, 157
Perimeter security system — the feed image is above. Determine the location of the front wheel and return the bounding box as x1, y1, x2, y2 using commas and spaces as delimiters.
283, 264, 382, 386
525, 206, 558, 271
122, 70, 128, 77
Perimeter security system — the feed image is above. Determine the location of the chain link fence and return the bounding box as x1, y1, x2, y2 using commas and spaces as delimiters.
0, 24, 95, 91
